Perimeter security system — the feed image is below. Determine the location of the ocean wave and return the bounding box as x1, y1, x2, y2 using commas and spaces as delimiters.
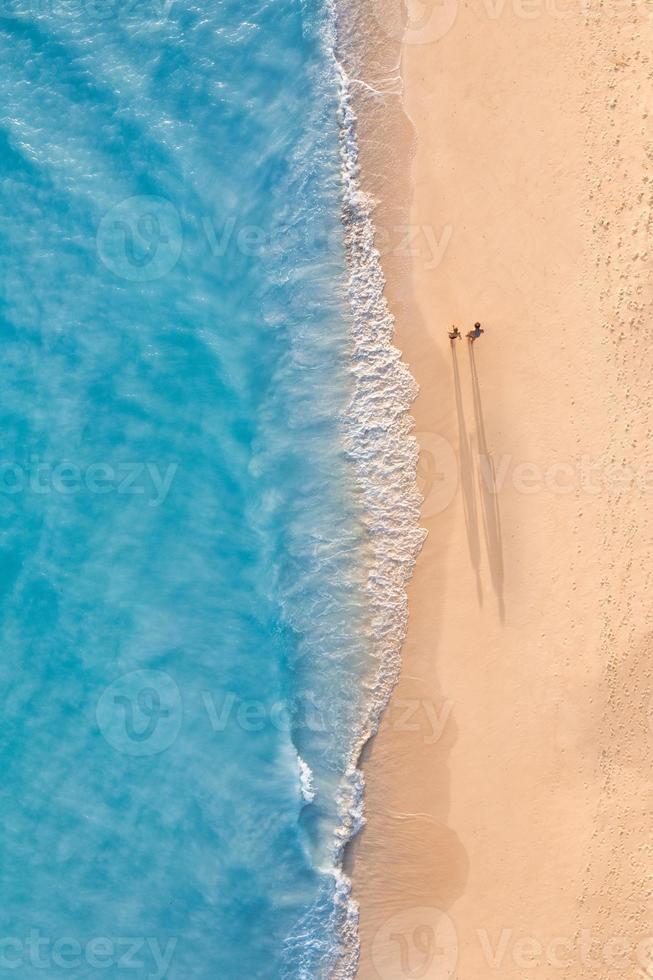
298, 754, 317, 804
323, 3, 427, 976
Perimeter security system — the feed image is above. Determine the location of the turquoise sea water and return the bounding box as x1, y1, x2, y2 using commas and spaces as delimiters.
0, 0, 423, 976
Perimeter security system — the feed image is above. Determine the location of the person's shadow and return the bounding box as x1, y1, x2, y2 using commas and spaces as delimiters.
451, 342, 482, 603
468, 342, 505, 621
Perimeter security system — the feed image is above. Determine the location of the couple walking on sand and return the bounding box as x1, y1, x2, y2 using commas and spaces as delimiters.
449, 322, 484, 342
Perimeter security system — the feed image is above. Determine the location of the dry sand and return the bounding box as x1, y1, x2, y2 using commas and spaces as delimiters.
347, 0, 653, 976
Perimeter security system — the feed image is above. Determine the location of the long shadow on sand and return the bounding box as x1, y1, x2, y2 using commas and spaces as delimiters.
451, 342, 483, 604
469, 342, 505, 622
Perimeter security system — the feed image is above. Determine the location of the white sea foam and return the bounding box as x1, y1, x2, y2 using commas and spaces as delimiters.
298, 754, 317, 804
322, 4, 427, 977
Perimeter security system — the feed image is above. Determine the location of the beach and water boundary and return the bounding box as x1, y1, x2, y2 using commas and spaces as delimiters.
338, 0, 653, 977
1, 0, 650, 974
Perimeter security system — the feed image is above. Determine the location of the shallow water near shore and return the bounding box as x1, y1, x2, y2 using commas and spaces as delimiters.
0, 0, 424, 975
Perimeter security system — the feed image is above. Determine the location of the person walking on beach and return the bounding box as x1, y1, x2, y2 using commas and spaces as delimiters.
448, 325, 461, 341
466, 322, 484, 342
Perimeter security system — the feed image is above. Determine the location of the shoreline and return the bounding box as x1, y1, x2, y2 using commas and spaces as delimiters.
329, 4, 426, 974
348, 0, 653, 977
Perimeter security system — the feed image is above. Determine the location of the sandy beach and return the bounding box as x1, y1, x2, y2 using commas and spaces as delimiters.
346, 0, 653, 976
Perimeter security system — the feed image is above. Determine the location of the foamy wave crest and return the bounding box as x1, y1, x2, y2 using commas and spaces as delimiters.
325, 5, 427, 977
298, 755, 317, 805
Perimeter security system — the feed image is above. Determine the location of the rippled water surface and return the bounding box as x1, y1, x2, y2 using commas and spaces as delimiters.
0, 1, 380, 975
